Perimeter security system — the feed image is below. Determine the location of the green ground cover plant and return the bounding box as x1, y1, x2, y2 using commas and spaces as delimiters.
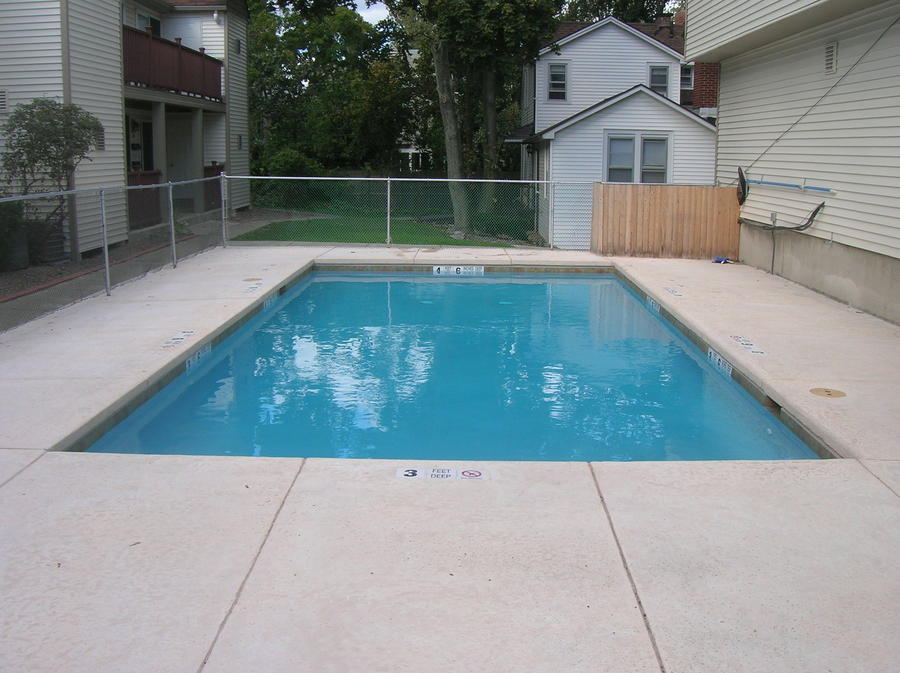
233, 216, 510, 247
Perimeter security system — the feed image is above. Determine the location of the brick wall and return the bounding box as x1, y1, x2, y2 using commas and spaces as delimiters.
692, 62, 719, 108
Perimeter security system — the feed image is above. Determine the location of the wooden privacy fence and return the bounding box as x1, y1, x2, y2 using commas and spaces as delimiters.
591, 183, 739, 258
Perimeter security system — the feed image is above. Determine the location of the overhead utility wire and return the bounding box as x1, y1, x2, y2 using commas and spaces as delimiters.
738, 13, 900, 178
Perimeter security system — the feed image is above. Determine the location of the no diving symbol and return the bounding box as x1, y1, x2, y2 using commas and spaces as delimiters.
394, 467, 488, 480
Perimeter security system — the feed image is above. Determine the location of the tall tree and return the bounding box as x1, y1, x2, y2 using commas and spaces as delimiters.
385, 0, 561, 178
561, 0, 669, 22
249, 0, 412, 174
383, 0, 561, 231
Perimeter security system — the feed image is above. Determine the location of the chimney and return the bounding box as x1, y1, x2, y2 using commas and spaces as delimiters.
674, 10, 686, 25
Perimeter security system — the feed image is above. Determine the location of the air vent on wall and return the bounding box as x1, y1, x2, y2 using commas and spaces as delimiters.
824, 42, 838, 74
94, 125, 106, 151
0, 89, 7, 113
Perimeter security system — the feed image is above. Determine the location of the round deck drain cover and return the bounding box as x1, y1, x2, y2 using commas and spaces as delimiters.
810, 387, 846, 398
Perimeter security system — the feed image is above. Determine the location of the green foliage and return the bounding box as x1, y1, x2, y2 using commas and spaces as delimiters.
249, 1, 413, 174
0, 201, 27, 271
561, 0, 670, 22
1, 98, 102, 195
385, 0, 562, 177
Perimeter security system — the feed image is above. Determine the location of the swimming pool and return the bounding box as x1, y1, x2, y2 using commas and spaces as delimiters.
87, 271, 817, 461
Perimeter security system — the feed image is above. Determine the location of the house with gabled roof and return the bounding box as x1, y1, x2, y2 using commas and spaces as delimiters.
510, 15, 717, 249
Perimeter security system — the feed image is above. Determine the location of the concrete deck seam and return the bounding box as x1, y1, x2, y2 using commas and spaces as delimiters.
197, 457, 308, 673
857, 459, 900, 499
0, 451, 47, 490
588, 463, 667, 673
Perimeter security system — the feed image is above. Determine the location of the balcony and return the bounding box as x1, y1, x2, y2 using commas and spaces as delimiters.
123, 25, 222, 101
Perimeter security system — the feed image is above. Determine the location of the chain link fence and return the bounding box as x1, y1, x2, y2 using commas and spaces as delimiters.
2, 174, 595, 332
229, 177, 592, 249
0, 175, 224, 332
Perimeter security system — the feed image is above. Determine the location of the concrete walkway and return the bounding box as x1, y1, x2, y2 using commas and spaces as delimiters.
1, 245, 898, 672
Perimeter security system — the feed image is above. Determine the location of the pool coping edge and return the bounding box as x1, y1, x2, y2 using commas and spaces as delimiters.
55, 260, 837, 460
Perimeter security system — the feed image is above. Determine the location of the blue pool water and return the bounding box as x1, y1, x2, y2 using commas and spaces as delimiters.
88, 272, 817, 461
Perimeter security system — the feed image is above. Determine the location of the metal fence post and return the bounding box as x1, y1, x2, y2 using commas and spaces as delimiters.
548, 182, 555, 249
98, 189, 111, 296
385, 176, 392, 245
220, 171, 228, 247
167, 182, 177, 268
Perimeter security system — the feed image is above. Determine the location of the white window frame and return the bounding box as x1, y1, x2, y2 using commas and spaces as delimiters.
639, 136, 668, 184
647, 63, 671, 98
606, 135, 636, 183
548, 62, 568, 101
136, 11, 161, 36
680, 63, 694, 90
603, 130, 672, 184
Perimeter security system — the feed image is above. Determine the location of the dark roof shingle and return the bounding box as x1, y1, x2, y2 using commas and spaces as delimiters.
542, 17, 684, 54
627, 20, 684, 53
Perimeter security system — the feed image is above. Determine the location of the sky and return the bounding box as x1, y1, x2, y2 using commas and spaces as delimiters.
355, 2, 390, 24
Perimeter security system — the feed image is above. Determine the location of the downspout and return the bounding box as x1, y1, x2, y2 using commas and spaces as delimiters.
223, 3, 231, 215
60, 0, 80, 260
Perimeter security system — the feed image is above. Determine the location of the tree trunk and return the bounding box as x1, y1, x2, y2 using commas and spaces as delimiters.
482, 65, 499, 179
430, 38, 468, 235
479, 64, 499, 217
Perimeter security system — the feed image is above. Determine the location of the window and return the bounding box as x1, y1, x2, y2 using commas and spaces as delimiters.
680, 64, 694, 106
548, 64, 566, 100
235, 38, 243, 55
606, 133, 669, 184
649, 66, 669, 96
237, 134, 243, 150
136, 13, 161, 36
607, 137, 634, 182
641, 138, 667, 183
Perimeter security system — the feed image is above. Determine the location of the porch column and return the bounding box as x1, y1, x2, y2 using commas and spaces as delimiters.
151, 103, 167, 181
152, 103, 168, 218
191, 108, 205, 213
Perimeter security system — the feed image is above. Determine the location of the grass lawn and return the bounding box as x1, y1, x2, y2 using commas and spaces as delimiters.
233, 216, 512, 247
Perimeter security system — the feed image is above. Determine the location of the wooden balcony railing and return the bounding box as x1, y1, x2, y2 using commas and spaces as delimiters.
123, 25, 222, 101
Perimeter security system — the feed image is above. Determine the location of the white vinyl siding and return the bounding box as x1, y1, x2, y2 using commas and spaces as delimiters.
547, 91, 715, 249
202, 18, 226, 96
204, 112, 227, 167
68, 0, 127, 252
201, 20, 226, 59
551, 92, 715, 184
684, 0, 884, 61
534, 22, 679, 131
716, 1, 900, 260
226, 9, 250, 209
0, 1, 64, 139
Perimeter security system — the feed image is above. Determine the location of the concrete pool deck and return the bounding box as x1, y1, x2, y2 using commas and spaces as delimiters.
1, 245, 899, 672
